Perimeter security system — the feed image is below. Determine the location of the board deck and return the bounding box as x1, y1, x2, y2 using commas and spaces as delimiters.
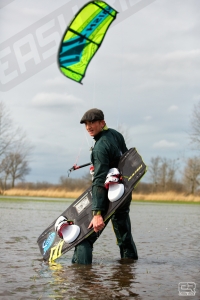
37, 148, 147, 262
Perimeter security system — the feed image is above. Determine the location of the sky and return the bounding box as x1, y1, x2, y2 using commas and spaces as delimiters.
0, 0, 200, 184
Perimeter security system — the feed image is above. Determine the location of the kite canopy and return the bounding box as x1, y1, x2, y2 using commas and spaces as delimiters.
58, 1, 118, 83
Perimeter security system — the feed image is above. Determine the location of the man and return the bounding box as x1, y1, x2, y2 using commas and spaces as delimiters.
72, 108, 138, 264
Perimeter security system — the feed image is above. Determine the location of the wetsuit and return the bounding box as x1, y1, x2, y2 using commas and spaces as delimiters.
72, 127, 138, 264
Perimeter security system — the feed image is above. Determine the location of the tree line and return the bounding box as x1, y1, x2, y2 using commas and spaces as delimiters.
12, 155, 200, 195
1, 101, 200, 195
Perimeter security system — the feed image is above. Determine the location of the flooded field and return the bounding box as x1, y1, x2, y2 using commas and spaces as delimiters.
0, 198, 199, 299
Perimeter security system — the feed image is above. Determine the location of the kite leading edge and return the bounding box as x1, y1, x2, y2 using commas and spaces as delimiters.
58, 1, 118, 84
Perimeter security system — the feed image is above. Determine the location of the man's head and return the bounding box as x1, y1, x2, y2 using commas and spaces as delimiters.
80, 108, 106, 137
80, 108, 104, 124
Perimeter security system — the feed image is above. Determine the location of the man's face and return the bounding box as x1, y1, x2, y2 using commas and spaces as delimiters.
85, 120, 105, 137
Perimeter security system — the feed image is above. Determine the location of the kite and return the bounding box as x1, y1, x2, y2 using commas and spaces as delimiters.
58, 1, 118, 83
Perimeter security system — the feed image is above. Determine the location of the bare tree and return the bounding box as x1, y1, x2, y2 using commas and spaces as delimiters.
182, 157, 200, 194
159, 158, 168, 192
159, 158, 179, 192
2, 153, 30, 188
166, 158, 179, 190
0, 101, 14, 157
148, 156, 179, 192
148, 156, 161, 192
189, 101, 200, 151
0, 155, 11, 189
59, 175, 90, 191
0, 101, 32, 189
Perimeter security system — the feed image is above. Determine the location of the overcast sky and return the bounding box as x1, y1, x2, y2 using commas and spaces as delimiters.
0, 0, 200, 183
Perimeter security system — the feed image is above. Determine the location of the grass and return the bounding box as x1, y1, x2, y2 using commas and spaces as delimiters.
1, 188, 83, 199
131, 192, 200, 204
1, 188, 200, 203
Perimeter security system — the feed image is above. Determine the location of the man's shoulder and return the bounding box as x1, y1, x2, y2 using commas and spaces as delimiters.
95, 128, 123, 145
107, 128, 124, 140
104, 128, 121, 136
101, 128, 121, 140
94, 130, 114, 149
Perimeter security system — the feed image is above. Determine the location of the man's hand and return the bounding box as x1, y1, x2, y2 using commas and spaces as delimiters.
88, 215, 105, 232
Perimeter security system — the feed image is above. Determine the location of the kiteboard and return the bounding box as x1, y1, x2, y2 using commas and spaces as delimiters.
37, 147, 146, 262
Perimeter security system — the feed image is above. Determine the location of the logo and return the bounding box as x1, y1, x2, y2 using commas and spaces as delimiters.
73, 195, 90, 214
0, 0, 156, 91
42, 232, 56, 255
128, 164, 143, 181
178, 282, 196, 296
49, 240, 65, 262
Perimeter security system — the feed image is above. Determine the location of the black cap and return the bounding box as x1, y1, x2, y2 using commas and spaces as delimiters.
80, 108, 104, 124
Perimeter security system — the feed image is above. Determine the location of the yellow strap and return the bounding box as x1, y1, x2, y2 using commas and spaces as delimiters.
49, 240, 65, 262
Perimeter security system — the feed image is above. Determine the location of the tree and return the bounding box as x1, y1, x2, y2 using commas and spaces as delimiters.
189, 101, 200, 151
182, 157, 200, 194
1, 152, 30, 188
0, 155, 10, 189
159, 158, 179, 192
166, 158, 179, 191
158, 158, 168, 192
148, 156, 179, 192
0, 101, 32, 189
0, 101, 14, 157
148, 156, 161, 192
59, 175, 90, 191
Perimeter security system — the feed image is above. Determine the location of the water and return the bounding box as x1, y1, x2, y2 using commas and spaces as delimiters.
0, 198, 199, 300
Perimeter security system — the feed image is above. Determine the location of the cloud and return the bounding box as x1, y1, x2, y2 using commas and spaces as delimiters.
44, 77, 67, 87
153, 139, 178, 149
32, 93, 83, 107
168, 105, 178, 112
144, 116, 152, 121
193, 94, 200, 101
21, 7, 46, 16
122, 50, 200, 88
124, 50, 200, 66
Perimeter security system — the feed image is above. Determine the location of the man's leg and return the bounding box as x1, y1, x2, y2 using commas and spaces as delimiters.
111, 193, 138, 260
72, 231, 98, 264
72, 219, 110, 264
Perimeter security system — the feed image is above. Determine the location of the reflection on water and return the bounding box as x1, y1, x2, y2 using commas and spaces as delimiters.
0, 199, 199, 299
42, 260, 141, 300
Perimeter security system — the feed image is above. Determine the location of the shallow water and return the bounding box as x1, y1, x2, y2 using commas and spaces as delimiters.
0, 198, 199, 300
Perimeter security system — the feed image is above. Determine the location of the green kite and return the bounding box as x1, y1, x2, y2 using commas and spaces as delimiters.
58, 1, 118, 83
